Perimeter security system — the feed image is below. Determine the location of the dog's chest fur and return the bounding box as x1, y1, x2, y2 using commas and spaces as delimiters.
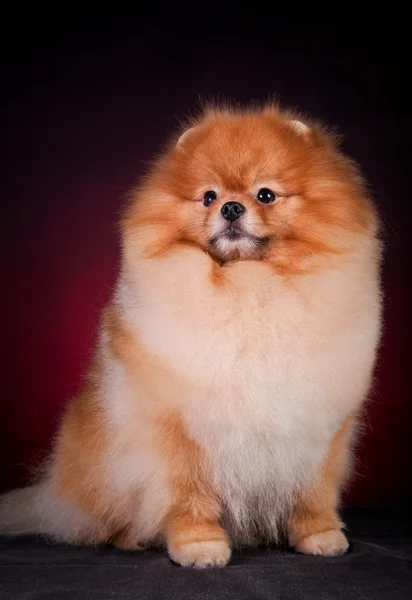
122, 252, 380, 541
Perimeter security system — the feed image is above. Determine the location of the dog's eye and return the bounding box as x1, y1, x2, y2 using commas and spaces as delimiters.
203, 190, 218, 206
257, 188, 277, 204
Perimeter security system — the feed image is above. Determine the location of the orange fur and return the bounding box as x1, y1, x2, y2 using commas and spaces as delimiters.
158, 413, 230, 565
123, 106, 377, 274
50, 394, 116, 544
50, 386, 139, 546
288, 416, 355, 553
157, 413, 220, 523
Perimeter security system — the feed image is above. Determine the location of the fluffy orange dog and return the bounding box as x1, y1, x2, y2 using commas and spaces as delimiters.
0, 105, 382, 568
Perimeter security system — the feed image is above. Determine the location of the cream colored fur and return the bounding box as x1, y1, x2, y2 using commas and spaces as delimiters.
102, 232, 380, 545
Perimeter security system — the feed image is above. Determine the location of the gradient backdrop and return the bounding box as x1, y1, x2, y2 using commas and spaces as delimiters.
0, 13, 410, 505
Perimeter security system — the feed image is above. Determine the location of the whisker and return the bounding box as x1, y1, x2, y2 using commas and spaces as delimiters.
174, 221, 207, 236
382, 216, 399, 242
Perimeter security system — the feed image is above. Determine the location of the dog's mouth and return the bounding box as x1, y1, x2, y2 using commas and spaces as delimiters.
209, 223, 270, 262
210, 223, 253, 244
221, 223, 250, 240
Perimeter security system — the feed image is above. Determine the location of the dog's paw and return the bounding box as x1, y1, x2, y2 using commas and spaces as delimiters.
295, 529, 349, 556
168, 538, 231, 568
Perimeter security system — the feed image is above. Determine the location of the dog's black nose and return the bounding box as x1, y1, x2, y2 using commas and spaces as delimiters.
221, 201, 246, 221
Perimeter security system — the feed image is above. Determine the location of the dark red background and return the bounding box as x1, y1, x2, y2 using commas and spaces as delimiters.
0, 12, 410, 505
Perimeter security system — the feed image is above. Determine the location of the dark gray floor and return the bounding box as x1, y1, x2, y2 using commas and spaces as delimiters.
0, 508, 411, 600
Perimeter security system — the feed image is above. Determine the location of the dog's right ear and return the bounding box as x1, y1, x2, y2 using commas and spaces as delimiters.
289, 120, 310, 134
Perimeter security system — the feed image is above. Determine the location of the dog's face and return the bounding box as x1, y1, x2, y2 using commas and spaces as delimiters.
126, 107, 376, 273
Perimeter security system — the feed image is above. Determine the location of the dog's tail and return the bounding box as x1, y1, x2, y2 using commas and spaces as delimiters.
0, 483, 97, 542
0, 484, 50, 535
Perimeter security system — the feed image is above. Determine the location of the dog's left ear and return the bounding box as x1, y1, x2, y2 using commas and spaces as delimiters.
177, 127, 196, 146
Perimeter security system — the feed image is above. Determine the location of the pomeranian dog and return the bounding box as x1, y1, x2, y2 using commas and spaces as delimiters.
0, 105, 382, 568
